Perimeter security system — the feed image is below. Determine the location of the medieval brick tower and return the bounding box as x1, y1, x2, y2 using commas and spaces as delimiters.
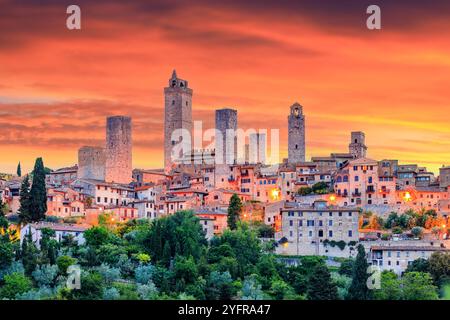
164, 70, 193, 170
249, 132, 266, 164
349, 131, 367, 159
288, 102, 306, 163
105, 116, 132, 184
215, 108, 237, 165
78, 146, 106, 181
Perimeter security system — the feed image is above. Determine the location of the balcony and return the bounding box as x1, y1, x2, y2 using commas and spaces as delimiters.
336, 192, 348, 198
379, 188, 391, 193
352, 192, 362, 197
366, 186, 375, 193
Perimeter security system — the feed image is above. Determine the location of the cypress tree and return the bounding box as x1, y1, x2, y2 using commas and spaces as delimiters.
40, 228, 57, 264
17, 162, 22, 177
0, 198, 6, 218
0, 198, 8, 231
29, 157, 47, 222
162, 242, 171, 267
227, 193, 242, 230
18, 175, 32, 224
307, 263, 338, 300
22, 230, 38, 275
47, 242, 57, 265
347, 244, 372, 300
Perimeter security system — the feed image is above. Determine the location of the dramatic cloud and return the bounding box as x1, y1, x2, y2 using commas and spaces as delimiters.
0, 0, 449, 173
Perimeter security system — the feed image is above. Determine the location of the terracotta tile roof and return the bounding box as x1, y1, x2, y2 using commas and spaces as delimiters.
371, 245, 449, 252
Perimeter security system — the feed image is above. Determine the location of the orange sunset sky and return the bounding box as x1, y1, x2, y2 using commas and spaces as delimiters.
0, 0, 449, 174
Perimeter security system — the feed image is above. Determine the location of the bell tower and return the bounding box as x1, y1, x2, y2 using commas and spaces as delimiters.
164, 70, 193, 171
349, 131, 367, 159
288, 102, 306, 164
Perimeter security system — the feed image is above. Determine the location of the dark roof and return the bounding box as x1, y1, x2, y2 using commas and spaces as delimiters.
25, 222, 88, 232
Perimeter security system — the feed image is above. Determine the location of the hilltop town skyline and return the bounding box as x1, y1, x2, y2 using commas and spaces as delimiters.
0, 69, 448, 175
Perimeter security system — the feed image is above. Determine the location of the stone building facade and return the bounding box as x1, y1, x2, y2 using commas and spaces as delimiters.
334, 157, 396, 207
277, 200, 359, 257
349, 131, 367, 159
215, 108, 237, 165
440, 166, 450, 189
164, 70, 193, 171
288, 102, 306, 164
378, 159, 398, 178
78, 146, 106, 181
46, 165, 78, 187
105, 116, 132, 184
369, 243, 450, 275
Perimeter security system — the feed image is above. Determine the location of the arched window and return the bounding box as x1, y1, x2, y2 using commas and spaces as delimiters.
336, 176, 342, 183
343, 175, 349, 182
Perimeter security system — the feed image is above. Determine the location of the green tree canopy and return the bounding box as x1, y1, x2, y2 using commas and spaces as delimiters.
405, 258, 430, 274
402, 272, 438, 300
0, 272, 32, 299
70, 271, 104, 300
213, 224, 261, 279
206, 271, 236, 300
373, 271, 402, 300
428, 252, 450, 285
311, 182, 329, 193
338, 258, 354, 277
297, 187, 313, 196
307, 263, 338, 300
84, 226, 112, 247
144, 210, 207, 265
56, 255, 77, 274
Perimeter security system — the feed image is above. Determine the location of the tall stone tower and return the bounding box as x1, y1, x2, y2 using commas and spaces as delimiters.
105, 116, 132, 184
349, 131, 367, 159
78, 146, 106, 181
164, 70, 193, 171
249, 132, 266, 164
215, 108, 237, 165
288, 102, 306, 164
